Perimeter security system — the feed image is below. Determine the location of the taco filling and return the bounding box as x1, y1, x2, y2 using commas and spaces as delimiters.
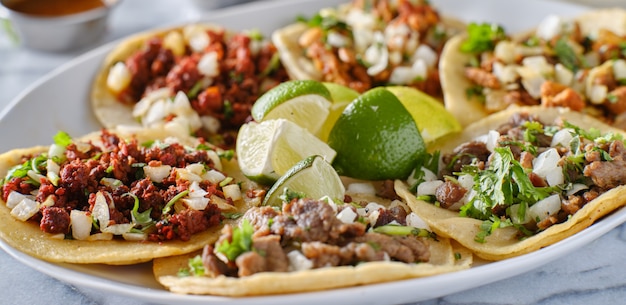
102, 25, 289, 147
273, 0, 461, 95
180, 196, 434, 278
1, 130, 240, 243
454, 11, 626, 127
156, 193, 472, 296
409, 110, 626, 243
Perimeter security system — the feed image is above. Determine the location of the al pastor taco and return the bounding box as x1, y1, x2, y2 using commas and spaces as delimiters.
398, 106, 626, 260
440, 9, 626, 127
91, 24, 289, 148
272, 0, 465, 96
0, 128, 253, 264
154, 183, 472, 296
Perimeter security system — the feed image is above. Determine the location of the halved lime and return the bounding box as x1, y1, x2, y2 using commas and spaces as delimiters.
328, 87, 426, 180
262, 155, 345, 207
236, 119, 336, 185
252, 80, 332, 135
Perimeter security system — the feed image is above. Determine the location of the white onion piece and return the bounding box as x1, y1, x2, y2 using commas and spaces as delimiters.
205, 150, 222, 171
26, 170, 46, 184
6, 191, 31, 209
551, 128, 574, 147
186, 163, 205, 176
546, 167, 565, 186
47, 143, 66, 161
475, 130, 500, 152
102, 223, 134, 235
10, 198, 38, 221
406, 212, 430, 230
182, 197, 210, 210
347, 182, 376, 195
287, 250, 314, 272
222, 184, 242, 202
202, 169, 226, 184
210, 194, 234, 210
143, 165, 172, 183
417, 180, 444, 196
533, 148, 561, 179
613, 59, 626, 80
567, 183, 589, 196
555, 63, 574, 86
92, 191, 111, 229
529, 194, 561, 222
176, 168, 202, 183
197, 52, 220, 77
413, 44, 437, 68
336, 207, 357, 224
106, 62, 131, 93
457, 174, 474, 190
70, 210, 92, 240
509, 204, 530, 224
188, 181, 209, 198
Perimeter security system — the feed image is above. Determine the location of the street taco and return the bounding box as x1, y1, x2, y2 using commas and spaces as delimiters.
398, 106, 626, 260
272, 0, 465, 97
440, 9, 626, 127
154, 186, 472, 296
0, 127, 254, 265
91, 24, 289, 148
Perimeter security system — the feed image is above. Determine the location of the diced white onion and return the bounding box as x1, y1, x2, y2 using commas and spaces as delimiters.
417, 180, 444, 196
101, 223, 134, 235
47, 144, 66, 161
327, 31, 348, 47
546, 166, 565, 186
613, 59, 626, 80
183, 25, 210, 53
26, 170, 46, 184
406, 212, 430, 230
529, 194, 561, 222
389, 66, 416, 85
100, 177, 123, 189
202, 169, 226, 184
223, 184, 242, 202
200, 115, 221, 135
494, 40, 516, 64
551, 128, 574, 147
188, 181, 209, 198
364, 32, 388, 76
143, 165, 172, 183
588, 84, 608, 104
567, 183, 589, 196
493, 62, 519, 84
197, 52, 220, 78
106, 62, 131, 93
411, 59, 428, 80
533, 148, 561, 179
536, 15, 565, 41
413, 44, 438, 68
365, 201, 385, 213
509, 204, 530, 224
287, 250, 314, 271
182, 197, 210, 210
70, 210, 93, 240
210, 194, 235, 210
346, 182, 376, 195
10, 198, 38, 221
555, 63, 574, 86
475, 130, 500, 152
92, 191, 111, 229
336, 207, 357, 224
6, 191, 31, 209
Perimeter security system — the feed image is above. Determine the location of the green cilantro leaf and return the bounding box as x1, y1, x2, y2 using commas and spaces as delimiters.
216, 219, 254, 261
460, 23, 506, 53
53, 131, 72, 147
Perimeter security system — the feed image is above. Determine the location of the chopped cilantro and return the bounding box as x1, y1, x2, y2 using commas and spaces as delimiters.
53, 131, 72, 147
187, 80, 204, 99
223, 100, 234, 120
279, 188, 305, 203
554, 37, 585, 72
409, 151, 440, 192
218, 149, 235, 161
222, 212, 243, 220
178, 255, 205, 277
373, 224, 433, 238
465, 85, 485, 103
162, 190, 189, 215
260, 52, 281, 77
607, 93, 618, 104
126, 193, 155, 232
460, 23, 506, 53
216, 219, 254, 261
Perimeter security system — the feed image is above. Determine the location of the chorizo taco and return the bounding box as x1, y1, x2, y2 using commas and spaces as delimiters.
91, 24, 289, 148
272, 0, 465, 96
398, 106, 626, 260
0, 127, 255, 264
440, 9, 626, 127
154, 184, 472, 296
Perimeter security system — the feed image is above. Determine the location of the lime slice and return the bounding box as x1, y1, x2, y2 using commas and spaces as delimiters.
386, 86, 462, 144
317, 82, 360, 142
263, 155, 345, 207
236, 118, 336, 185
252, 80, 332, 135
328, 87, 426, 180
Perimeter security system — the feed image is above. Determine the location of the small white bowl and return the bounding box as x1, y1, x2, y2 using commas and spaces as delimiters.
0, 0, 120, 52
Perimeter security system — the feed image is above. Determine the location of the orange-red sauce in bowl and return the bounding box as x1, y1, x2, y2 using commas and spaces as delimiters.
4, 0, 105, 16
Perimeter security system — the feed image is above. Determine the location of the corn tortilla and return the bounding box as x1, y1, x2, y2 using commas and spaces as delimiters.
397, 106, 626, 261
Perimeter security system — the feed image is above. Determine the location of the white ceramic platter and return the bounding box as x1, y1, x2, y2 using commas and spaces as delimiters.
2, 0, 625, 304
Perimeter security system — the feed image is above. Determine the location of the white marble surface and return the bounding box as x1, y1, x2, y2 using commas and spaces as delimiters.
0, 0, 625, 304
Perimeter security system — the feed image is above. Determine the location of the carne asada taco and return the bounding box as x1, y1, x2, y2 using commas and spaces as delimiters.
272, 0, 465, 97
440, 9, 626, 127
0, 128, 253, 264
154, 189, 472, 296
398, 106, 626, 260
91, 23, 289, 148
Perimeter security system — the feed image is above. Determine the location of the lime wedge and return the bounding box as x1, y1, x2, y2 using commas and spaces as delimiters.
386, 86, 462, 144
263, 155, 345, 207
236, 119, 336, 185
317, 82, 360, 142
252, 80, 332, 135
